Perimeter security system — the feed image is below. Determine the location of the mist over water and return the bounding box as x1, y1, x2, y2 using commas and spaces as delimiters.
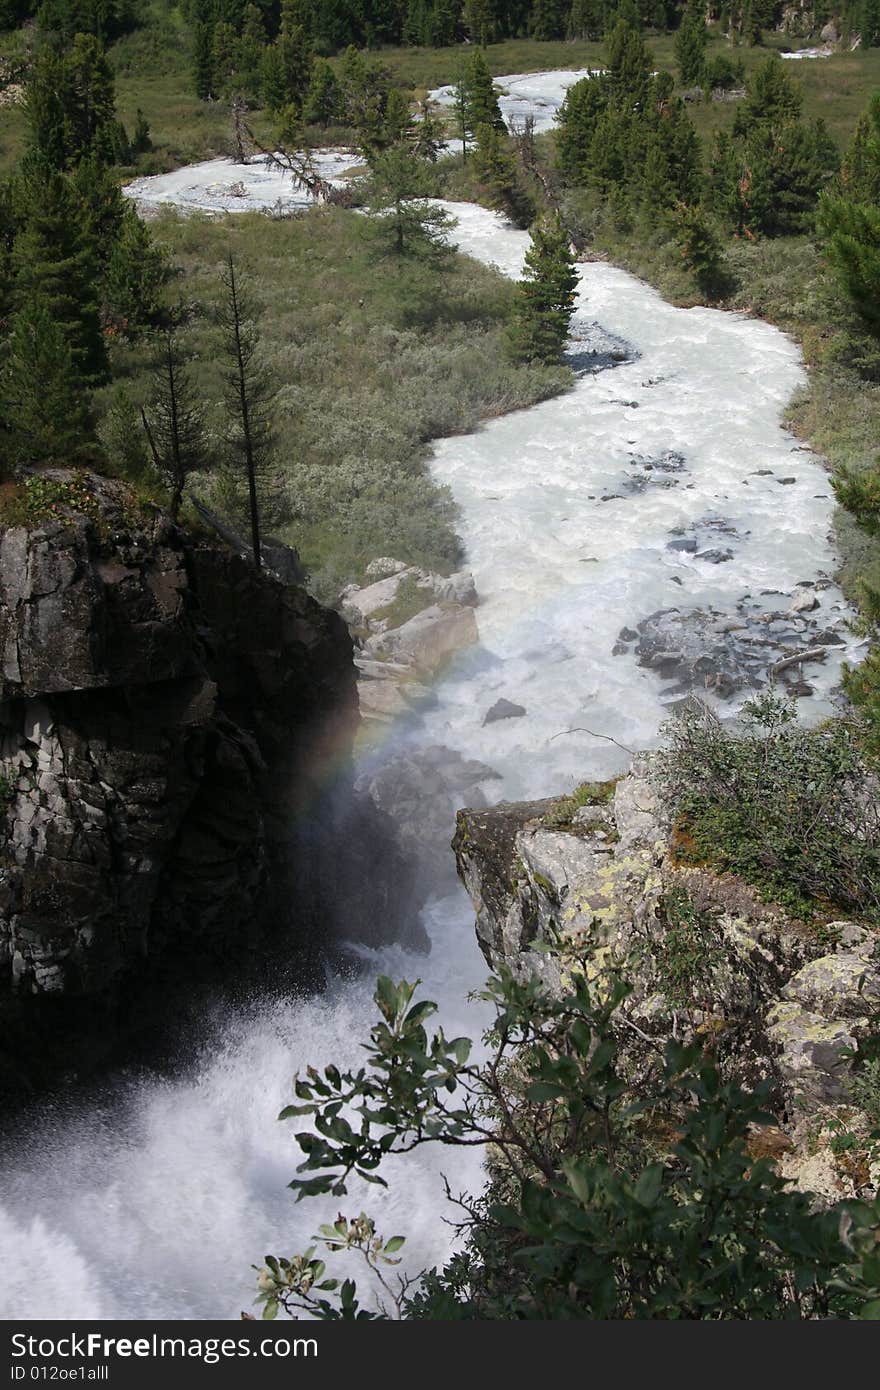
0, 197, 857, 1320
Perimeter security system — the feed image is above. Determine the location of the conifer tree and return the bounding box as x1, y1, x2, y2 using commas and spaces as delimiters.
364, 143, 456, 256
819, 197, 880, 336
463, 0, 496, 45
302, 59, 343, 126
567, 0, 603, 39
674, 203, 729, 300
864, 0, 880, 48
556, 73, 610, 182
732, 55, 802, 139
467, 50, 506, 134
211, 20, 240, 95
102, 203, 168, 333
0, 297, 95, 471
217, 255, 274, 568
675, 3, 707, 89
450, 67, 473, 161
11, 168, 107, 382
379, 87, 415, 149
65, 33, 123, 164
237, 2, 267, 93
140, 329, 210, 519
193, 20, 215, 100
507, 212, 579, 365
473, 122, 533, 225
837, 95, 880, 204
24, 32, 124, 169
411, 97, 444, 161
260, 41, 288, 113
276, 0, 313, 113
404, 0, 431, 46
606, 17, 653, 110
530, 0, 567, 39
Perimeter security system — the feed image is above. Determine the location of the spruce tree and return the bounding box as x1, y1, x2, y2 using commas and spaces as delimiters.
864, 0, 880, 48
530, 0, 568, 39
211, 19, 240, 95
11, 168, 107, 382
567, 0, 603, 40
606, 17, 653, 110
675, 4, 707, 89
237, 2, 267, 94
556, 73, 611, 182
837, 95, 880, 204
24, 32, 123, 169
732, 55, 802, 139
65, 33, 121, 164
463, 0, 496, 45
819, 196, 880, 336
674, 203, 729, 300
193, 21, 215, 100
22, 49, 68, 170
507, 212, 579, 365
467, 50, 506, 134
102, 203, 168, 333
217, 255, 274, 568
451, 68, 472, 161
473, 122, 533, 225
364, 143, 456, 256
141, 329, 211, 519
0, 297, 95, 471
277, 1, 313, 113
404, 0, 431, 46
260, 42, 288, 114
302, 59, 343, 125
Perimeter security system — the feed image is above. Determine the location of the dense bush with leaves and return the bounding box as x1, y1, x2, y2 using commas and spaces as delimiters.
255, 963, 880, 1319
655, 691, 880, 924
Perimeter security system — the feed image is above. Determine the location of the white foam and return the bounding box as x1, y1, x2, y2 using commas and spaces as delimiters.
124, 149, 364, 216
430, 67, 601, 133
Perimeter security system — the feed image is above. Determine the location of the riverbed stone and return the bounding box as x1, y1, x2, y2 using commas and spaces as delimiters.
483, 698, 527, 724
364, 603, 478, 672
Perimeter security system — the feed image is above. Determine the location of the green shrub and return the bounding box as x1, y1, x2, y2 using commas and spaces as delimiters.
542, 778, 616, 828
253, 962, 880, 1320
655, 885, 725, 1012
655, 691, 880, 925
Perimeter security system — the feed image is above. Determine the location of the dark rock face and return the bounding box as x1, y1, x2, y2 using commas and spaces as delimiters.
0, 476, 407, 1094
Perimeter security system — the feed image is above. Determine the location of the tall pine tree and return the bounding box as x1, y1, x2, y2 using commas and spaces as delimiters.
507, 212, 579, 364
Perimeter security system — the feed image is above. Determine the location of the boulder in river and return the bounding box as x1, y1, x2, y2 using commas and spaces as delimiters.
483, 698, 527, 725
616, 596, 844, 700
365, 603, 478, 673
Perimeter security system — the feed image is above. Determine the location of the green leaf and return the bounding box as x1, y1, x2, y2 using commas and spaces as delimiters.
634, 1163, 664, 1208
383, 1236, 405, 1254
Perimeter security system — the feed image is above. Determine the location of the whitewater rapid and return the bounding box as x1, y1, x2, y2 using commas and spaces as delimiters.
0, 191, 858, 1320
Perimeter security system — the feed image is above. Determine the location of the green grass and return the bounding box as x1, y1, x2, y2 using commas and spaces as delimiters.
99, 203, 569, 601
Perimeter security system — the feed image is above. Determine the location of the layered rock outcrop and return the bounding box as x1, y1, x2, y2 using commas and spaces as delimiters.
340, 558, 479, 726
453, 760, 880, 1200
0, 473, 413, 1094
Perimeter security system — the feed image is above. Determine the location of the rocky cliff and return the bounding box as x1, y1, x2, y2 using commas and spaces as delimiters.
453, 761, 880, 1202
0, 471, 413, 1097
